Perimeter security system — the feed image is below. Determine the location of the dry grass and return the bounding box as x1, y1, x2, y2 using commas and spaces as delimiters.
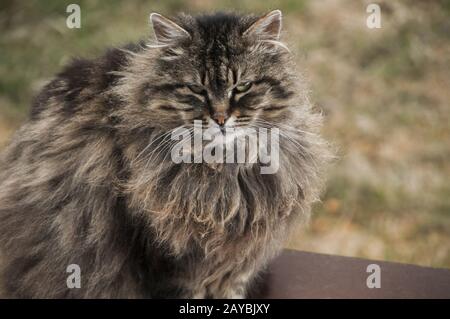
1, 0, 449, 268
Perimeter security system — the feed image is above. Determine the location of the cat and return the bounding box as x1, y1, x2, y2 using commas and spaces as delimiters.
0, 10, 330, 298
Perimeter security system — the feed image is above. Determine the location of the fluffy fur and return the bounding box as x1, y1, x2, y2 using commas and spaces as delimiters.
0, 11, 330, 298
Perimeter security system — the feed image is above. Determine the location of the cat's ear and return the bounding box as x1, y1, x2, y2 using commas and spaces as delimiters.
150, 13, 190, 45
243, 10, 282, 40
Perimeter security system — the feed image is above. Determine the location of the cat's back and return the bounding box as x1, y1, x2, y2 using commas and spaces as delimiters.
30, 42, 144, 120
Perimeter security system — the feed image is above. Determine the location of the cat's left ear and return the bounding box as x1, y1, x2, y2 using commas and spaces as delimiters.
150, 13, 191, 45
243, 10, 282, 40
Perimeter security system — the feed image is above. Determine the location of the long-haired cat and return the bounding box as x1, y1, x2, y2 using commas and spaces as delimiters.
0, 10, 330, 298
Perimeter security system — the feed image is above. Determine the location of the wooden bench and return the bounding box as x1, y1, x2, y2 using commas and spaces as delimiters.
253, 249, 450, 299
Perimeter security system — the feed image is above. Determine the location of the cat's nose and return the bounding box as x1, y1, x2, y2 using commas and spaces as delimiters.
212, 111, 229, 127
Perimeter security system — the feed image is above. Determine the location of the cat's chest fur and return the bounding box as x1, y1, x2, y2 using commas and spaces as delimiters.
126, 161, 301, 257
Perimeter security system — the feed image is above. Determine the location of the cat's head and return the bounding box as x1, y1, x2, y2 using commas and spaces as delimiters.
118, 11, 300, 136
118, 11, 328, 197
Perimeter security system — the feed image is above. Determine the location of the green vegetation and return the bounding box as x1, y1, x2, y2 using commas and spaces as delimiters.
1, 0, 449, 267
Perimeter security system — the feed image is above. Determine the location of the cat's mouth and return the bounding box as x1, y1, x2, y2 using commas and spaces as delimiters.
172, 118, 277, 171
203, 124, 248, 148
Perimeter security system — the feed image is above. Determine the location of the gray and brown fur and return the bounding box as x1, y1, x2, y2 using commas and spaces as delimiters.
0, 11, 330, 298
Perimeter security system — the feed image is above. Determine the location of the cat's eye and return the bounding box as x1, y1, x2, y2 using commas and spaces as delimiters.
234, 81, 252, 93
187, 84, 205, 95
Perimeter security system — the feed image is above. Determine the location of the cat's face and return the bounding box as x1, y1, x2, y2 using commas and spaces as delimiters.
128, 10, 297, 139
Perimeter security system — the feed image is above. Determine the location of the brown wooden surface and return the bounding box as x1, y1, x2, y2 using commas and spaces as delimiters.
253, 249, 450, 299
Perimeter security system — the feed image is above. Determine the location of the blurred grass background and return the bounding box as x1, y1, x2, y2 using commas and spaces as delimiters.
0, 0, 449, 268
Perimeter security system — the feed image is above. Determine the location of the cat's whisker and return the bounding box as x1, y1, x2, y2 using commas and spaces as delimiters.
136, 125, 192, 181
253, 118, 325, 148
133, 130, 173, 164
248, 121, 320, 172
132, 127, 181, 165
254, 118, 322, 140
145, 125, 195, 170
248, 123, 317, 189
145, 128, 184, 163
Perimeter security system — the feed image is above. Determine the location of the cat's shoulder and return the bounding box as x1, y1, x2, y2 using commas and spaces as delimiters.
30, 41, 145, 119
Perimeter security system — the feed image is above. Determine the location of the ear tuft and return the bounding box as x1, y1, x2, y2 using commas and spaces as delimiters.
244, 10, 282, 40
150, 13, 190, 45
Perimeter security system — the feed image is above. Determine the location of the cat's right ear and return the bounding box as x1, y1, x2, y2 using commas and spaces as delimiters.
150, 13, 191, 45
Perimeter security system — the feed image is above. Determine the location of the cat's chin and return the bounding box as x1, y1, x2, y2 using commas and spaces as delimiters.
204, 161, 255, 172
203, 126, 253, 148
205, 161, 225, 172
